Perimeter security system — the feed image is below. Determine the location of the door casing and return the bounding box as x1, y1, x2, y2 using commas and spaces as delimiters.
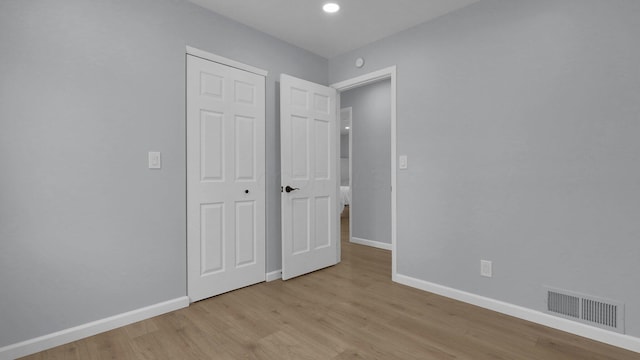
331, 66, 398, 279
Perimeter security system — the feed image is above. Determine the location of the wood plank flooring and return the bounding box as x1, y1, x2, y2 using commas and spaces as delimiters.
22, 207, 639, 359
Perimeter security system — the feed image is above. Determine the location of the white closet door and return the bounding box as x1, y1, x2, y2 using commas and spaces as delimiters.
187, 55, 265, 302
280, 74, 339, 280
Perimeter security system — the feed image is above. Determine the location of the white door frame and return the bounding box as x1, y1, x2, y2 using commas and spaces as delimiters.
330, 66, 397, 279
186, 46, 268, 77
338, 107, 354, 247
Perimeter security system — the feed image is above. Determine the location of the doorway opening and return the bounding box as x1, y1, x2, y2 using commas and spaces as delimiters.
331, 66, 397, 278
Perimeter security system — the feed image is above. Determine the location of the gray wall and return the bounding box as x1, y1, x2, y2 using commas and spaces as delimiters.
0, 0, 326, 347
340, 134, 349, 158
330, 0, 640, 337
341, 80, 391, 244
340, 134, 349, 186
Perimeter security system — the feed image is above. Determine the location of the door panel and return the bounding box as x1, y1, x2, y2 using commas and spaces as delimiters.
201, 203, 224, 275
280, 74, 338, 280
235, 201, 256, 267
200, 111, 224, 181
235, 115, 255, 180
187, 55, 265, 302
315, 119, 330, 179
292, 198, 311, 254
291, 115, 309, 179
315, 197, 331, 249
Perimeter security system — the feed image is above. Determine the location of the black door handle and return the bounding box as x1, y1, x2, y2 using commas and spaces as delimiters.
285, 185, 299, 193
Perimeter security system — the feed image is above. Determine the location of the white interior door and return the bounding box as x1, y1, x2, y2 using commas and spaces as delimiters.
280, 74, 339, 280
187, 54, 266, 302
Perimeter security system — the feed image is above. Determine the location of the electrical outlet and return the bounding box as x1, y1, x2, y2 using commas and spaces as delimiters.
481, 260, 492, 278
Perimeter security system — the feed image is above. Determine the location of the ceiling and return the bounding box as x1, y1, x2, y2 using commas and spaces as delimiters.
187, 0, 480, 58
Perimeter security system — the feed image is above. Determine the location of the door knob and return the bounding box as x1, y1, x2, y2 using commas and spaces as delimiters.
285, 185, 299, 193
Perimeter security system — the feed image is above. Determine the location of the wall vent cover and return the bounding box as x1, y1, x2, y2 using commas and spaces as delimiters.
545, 287, 625, 334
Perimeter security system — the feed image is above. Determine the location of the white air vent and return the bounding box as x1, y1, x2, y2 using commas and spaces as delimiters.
545, 287, 625, 333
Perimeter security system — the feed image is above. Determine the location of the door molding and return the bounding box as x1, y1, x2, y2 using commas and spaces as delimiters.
331, 66, 397, 279
339, 106, 353, 249
186, 46, 268, 77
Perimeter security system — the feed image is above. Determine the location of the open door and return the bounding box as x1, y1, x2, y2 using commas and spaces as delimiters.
280, 74, 339, 280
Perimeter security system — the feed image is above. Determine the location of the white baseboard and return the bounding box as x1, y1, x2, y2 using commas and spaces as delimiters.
351, 237, 392, 251
394, 273, 640, 354
0, 296, 189, 360
266, 270, 282, 282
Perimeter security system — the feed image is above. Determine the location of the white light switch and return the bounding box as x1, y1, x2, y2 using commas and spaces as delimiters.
148, 152, 161, 169
399, 155, 408, 170
481, 260, 492, 278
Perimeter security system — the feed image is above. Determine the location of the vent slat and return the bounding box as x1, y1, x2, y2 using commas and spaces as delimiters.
548, 291, 579, 318
546, 288, 623, 334
582, 299, 617, 328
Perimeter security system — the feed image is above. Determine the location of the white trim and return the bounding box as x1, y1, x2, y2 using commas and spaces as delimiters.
349, 106, 353, 250
351, 237, 392, 251
331, 66, 398, 281
0, 296, 189, 359
339, 106, 354, 248
335, 91, 342, 264
331, 67, 396, 92
266, 270, 282, 282
186, 46, 268, 77
395, 274, 640, 354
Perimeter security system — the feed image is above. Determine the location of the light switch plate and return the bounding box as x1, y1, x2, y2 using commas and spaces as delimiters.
481, 260, 492, 278
399, 155, 408, 169
148, 152, 161, 169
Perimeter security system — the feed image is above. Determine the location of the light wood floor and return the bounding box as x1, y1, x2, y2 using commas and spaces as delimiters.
22, 207, 639, 359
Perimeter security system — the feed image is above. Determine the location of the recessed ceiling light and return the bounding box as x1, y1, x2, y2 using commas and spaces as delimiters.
323, 3, 340, 14
345, 126, 350, 130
